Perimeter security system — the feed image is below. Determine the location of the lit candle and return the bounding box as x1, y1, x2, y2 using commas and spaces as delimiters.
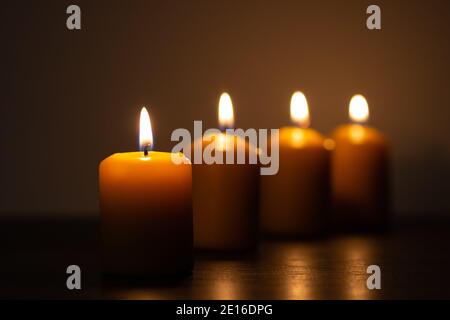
99, 107, 193, 277
260, 91, 331, 237
192, 93, 259, 251
331, 95, 389, 231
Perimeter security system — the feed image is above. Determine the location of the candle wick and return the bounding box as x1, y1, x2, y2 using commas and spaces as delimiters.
144, 145, 149, 157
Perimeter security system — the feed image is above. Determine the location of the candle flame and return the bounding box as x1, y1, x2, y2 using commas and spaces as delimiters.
290, 91, 310, 128
349, 94, 369, 123
218, 92, 234, 129
139, 107, 153, 151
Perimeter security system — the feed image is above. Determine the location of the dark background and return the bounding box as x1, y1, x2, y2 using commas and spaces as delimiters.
1, 0, 449, 218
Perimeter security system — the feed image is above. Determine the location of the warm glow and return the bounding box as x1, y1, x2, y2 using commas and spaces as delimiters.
218, 92, 234, 129
349, 124, 366, 143
291, 129, 306, 148
290, 91, 310, 128
323, 138, 336, 151
139, 107, 153, 150
349, 94, 369, 123
216, 133, 229, 150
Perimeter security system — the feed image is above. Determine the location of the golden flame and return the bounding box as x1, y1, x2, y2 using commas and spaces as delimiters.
290, 91, 310, 128
218, 92, 234, 128
349, 94, 369, 123
139, 107, 153, 150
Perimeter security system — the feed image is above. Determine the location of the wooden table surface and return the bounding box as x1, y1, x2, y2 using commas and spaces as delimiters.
1, 217, 449, 299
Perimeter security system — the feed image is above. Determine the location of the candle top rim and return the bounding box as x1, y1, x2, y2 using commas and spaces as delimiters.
279, 126, 327, 149
332, 124, 387, 145
192, 131, 260, 154
105, 151, 191, 163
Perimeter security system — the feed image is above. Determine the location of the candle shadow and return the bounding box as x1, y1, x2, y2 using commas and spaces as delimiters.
194, 249, 259, 261
330, 223, 391, 236
262, 232, 330, 242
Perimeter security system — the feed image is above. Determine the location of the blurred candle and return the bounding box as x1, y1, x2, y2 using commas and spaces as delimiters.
260, 91, 331, 237
99, 107, 193, 277
193, 93, 259, 251
331, 95, 389, 231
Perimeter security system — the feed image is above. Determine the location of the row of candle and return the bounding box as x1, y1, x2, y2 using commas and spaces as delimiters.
99, 92, 389, 278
